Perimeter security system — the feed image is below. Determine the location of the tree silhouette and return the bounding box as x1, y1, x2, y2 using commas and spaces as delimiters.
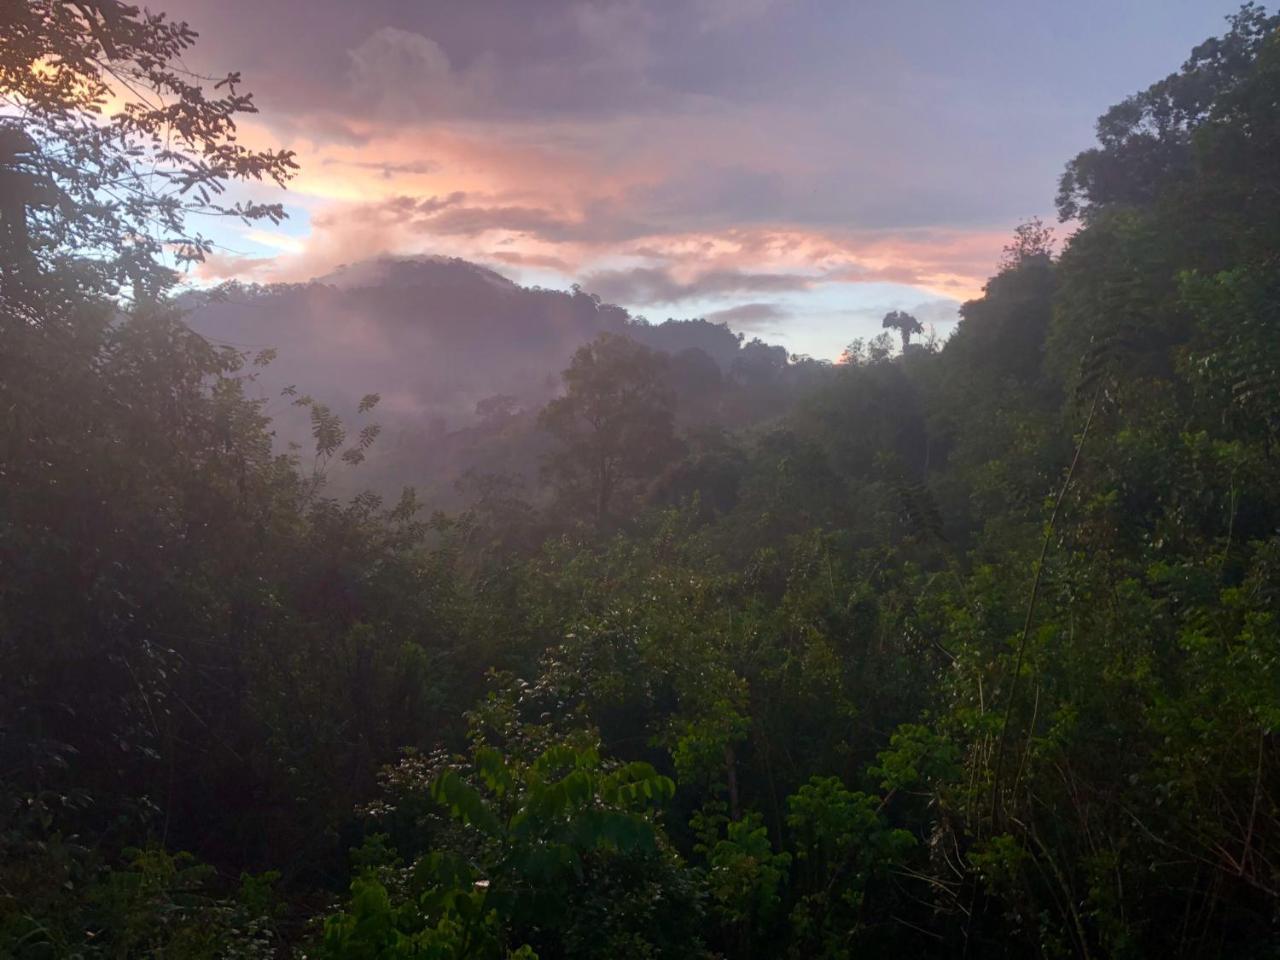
881, 310, 924, 351
1, 0, 298, 305
539, 332, 679, 525
998, 217, 1055, 271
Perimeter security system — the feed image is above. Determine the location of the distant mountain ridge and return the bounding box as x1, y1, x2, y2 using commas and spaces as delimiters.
180, 255, 807, 498
184, 255, 759, 427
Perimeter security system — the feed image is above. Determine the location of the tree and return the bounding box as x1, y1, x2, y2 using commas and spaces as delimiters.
323, 738, 701, 960
881, 309, 924, 351
1056, 3, 1280, 221
730, 337, 788, 385
539, 333, 680, 525
0, 0, 297, 305
0, 0, 422, 886
838, 332, 895, 366
998, 216, 1055, 271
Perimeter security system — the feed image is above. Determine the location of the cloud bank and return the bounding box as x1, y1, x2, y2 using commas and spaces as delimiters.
164, 0, 1241, 355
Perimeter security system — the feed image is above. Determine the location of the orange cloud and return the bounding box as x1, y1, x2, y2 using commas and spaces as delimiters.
195, 62, 1013, 305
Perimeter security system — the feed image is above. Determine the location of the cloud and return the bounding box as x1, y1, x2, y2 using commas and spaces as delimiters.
319, 157, 442, 177
629, 165, 790, 228
435, 202, 571, 240
486, 250, 573, 271
910, 298, 964, 327
162, 0, 1116, 240
581, 265, 814, 305
308, 192, 653, 246
155, 0, 1235, 364
310, 193, 467, 229
691, 0, 781, 32
348, 27, 497, 120
163, 0, 1037, 312
703, 301, 790, 329
195, 252, 278, 281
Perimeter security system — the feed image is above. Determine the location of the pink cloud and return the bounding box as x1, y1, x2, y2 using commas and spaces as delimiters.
171, 6, 1025, 312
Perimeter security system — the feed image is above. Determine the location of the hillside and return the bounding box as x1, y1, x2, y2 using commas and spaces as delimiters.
184, 256, 824, 501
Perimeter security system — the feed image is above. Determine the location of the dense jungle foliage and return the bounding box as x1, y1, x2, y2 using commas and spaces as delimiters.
4, 2, 1280, 957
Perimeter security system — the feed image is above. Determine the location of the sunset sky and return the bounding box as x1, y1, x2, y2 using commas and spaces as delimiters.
165, 0, 1242, 359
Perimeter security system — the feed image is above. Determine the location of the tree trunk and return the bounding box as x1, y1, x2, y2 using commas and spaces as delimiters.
725, 743, 741, 821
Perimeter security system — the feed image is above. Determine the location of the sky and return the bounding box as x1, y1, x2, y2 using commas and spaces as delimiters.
164, 0, 1245, 359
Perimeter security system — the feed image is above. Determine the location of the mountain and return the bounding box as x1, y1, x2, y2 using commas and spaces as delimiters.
181, 255, 809, 500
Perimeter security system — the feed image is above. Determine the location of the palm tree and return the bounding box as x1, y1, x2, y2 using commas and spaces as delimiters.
882, 310, 924, 351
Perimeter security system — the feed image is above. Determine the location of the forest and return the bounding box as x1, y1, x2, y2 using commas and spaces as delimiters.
3, 2, 1280, 957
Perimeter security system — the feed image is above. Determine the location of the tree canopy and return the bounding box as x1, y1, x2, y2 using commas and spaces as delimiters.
880, 309, 924, 351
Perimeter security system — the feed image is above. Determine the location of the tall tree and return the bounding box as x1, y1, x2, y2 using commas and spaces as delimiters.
998, 216, 1055, 271
1056, 3, 1280, 222
539, 332, 679, 525
0, 0, 297, 306
0, 0, 411, 881
881, 309, 924, 351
